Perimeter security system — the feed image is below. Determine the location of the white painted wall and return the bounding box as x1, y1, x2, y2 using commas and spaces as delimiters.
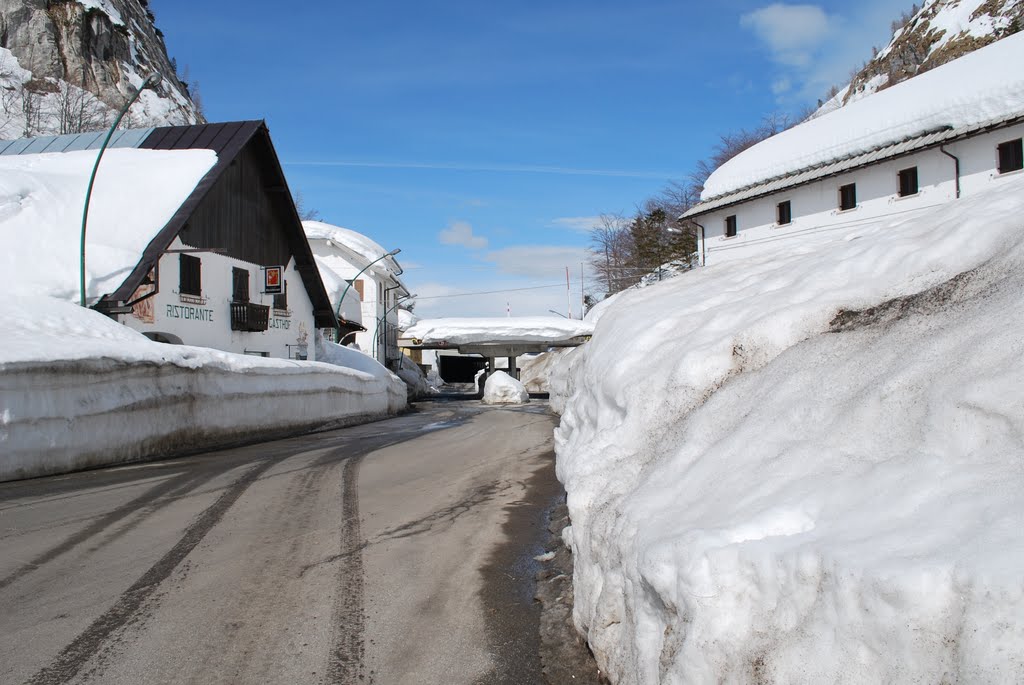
696, 123, 1024, 265
307, 237, 405, 366
119, 237, 318, 360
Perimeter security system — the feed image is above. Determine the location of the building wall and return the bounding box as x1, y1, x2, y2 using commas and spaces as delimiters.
120, 237, 317, 360
308, 239, 403, 366
696, 123, 1024, 265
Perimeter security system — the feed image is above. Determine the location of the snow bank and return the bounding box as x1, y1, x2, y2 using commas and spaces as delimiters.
0, 298, 405, 482
519, 349, 574, 394
405, 316, 593, 345
394, 355, 438, 399
482, 371, 529, 405
702, 32, 1024, 199
0, 148, 216, 303
553, 175, 1024, 683
315, 331, 408, 395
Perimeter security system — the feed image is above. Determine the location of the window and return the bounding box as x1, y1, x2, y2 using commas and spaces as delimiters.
776, 200, 792, 225
232, 267, 250, 303
273, 280, 288, 311
350, 279, 364, 301
179, 253, 201, 295
898, 167, 918, 197
839, 183, 857, 211
724, 215, 737, 238
998, 138, 1023, 174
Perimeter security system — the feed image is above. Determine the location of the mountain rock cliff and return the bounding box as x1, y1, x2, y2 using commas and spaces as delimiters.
0, 0, 202, 138
817, 0, 1022, 115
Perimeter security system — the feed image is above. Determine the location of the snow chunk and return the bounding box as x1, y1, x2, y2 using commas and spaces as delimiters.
405, 317, 593, 345
482, 371, 529, 405
702, 32, 1024, 199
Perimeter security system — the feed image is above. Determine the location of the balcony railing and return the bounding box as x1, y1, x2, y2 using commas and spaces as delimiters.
230, 302, 270, 332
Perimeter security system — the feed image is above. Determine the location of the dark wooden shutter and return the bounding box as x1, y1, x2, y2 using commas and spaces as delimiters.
232, 267, 250, 303
179, 253, 201, 296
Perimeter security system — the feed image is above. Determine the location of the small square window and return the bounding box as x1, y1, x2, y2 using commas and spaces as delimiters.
997, 138, 1023, 174
724, 215, 737, 238
776, 200, 792, 225
898, 167, 918, 197
179, 253, 201, 296
232, 267, 250, 303
839, 183, 857, 211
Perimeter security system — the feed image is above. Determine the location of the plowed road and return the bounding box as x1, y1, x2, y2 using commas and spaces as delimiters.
0, 402, 559, 684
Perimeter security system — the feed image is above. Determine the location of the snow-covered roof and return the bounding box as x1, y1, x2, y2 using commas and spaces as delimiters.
689, 32, 1024, 212
0, 148, 216, 302
404, 316, 594, 345
303, 220, 408, 293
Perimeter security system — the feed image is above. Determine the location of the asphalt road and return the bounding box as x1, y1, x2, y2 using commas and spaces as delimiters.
0, 401, 560, 685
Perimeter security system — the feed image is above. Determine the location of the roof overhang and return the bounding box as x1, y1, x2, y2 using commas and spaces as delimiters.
682, 113, 1024, 221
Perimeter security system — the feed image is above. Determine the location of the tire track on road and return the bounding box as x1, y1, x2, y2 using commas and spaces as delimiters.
24, 457, 278, 685
0, 467, 220, 592
327, 449, 366, 684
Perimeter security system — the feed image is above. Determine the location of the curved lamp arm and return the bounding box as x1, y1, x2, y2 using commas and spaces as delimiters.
80, 73, 162, 307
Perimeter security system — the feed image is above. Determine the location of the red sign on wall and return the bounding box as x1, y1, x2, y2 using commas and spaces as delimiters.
264, 266, 283, 294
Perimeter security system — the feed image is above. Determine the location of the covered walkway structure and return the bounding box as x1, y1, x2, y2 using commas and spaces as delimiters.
399, 317, 593, 382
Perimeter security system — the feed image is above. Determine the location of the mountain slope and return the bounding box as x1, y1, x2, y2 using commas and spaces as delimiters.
0, 0, 202, 138
817, 0, 1022, 115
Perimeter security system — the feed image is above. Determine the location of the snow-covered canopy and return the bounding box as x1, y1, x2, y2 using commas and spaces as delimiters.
404, 316, 593, 345
701, 32, 1024, 200
0, 148, 217, 302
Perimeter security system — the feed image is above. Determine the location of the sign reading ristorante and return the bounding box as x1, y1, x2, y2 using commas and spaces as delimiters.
166, 304, 214, 322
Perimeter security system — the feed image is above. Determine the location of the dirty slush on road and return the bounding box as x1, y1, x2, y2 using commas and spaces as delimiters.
478, 446, 608, 685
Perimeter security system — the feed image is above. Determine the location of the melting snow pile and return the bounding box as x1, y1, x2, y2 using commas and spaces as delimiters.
405, 316, 593, 345
551, 175, 1024, 683
482, 371, 529, 405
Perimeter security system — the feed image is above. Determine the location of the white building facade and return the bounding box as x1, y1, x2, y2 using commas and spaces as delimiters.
121, 237, 319, 360
304, 222, 410, 369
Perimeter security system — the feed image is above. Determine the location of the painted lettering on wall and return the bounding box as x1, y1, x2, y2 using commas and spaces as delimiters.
166, 304, 214, 322
270, 318, 291, 330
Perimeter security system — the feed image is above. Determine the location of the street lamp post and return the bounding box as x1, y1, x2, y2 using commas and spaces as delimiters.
371, 293, 417, 361
334, 248, 401, 341
80, 72, 162, 307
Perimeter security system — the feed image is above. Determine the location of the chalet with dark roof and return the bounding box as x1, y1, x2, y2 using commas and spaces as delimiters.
0, 120, 362, 360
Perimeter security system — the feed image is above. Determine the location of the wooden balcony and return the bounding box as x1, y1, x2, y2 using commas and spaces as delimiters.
230, 302, 270, 332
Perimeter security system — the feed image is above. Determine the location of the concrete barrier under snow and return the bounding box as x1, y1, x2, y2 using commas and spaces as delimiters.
0, 357, 406, 482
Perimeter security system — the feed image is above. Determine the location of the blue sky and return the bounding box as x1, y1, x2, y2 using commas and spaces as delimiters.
152, 0, 909, 317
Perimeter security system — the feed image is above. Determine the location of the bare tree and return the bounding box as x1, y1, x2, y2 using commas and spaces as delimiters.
54, 81, 109, 134
588, 213, 631, 296
294, 190, 322, 222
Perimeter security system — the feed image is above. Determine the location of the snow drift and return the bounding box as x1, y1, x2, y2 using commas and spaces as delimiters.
551, 175, 1024, 683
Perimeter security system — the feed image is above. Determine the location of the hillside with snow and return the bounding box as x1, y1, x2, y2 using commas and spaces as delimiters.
0, 0, 202, 139
815, 0, 1022, 116
551, 170, 1024, 681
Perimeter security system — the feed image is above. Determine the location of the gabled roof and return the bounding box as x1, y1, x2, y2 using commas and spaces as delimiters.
0, 121, 341, 330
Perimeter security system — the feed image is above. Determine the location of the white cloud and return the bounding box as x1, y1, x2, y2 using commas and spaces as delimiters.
741, 4, 835, 67
484, 245, 593, 280
772, 77, 792, 95
439, 221, 488, 249
552, 216, 603, 234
